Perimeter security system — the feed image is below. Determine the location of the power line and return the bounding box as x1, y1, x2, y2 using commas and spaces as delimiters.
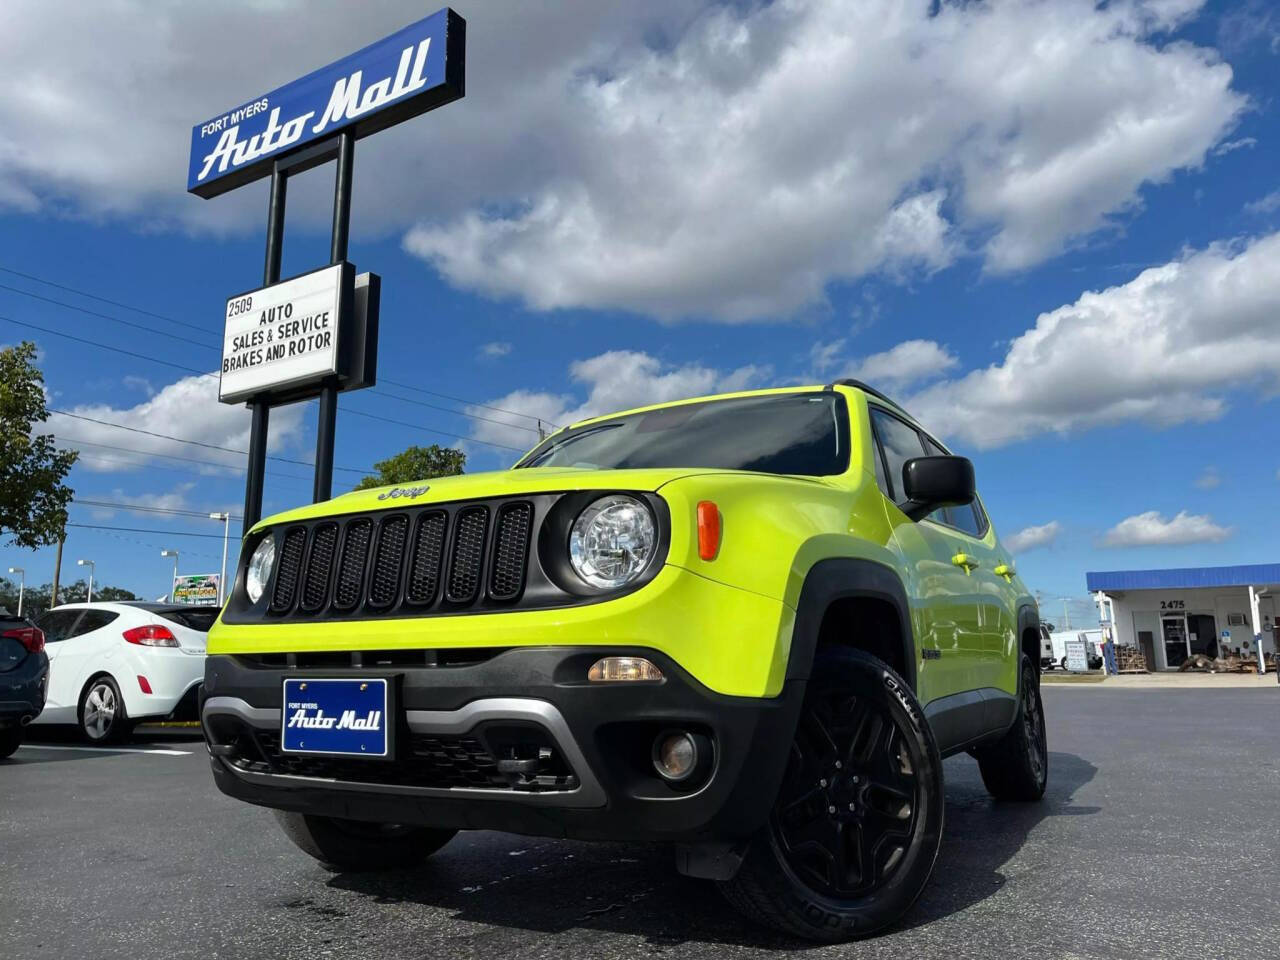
66, 523, 228, 540
74, 498, 242, 522
56, 436, 314, 482
342, 405, 528, 453
369, 385, 543, 436
380, 377, 560, 429
1, 314, 216, 379
3, 265, 557, 450
49, 409, 372, 475
1, 261, 551, 428
0, 281, 219, 348
14, 317, 524, 455
0, 264, 215, 336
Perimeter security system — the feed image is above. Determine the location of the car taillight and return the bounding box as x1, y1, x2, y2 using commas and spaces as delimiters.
2, 627, 45, 654
123, 625, 180, 647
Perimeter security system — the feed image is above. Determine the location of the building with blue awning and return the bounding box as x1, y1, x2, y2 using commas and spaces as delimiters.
1085, 564, 1279, 672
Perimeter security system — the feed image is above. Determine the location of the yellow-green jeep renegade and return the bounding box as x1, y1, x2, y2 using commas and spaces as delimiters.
202, 380, 1046, 942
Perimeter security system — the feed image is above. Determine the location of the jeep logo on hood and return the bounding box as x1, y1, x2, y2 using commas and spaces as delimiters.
377, 485, 430, 501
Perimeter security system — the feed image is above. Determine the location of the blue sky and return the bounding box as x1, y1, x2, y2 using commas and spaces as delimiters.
1, 0, 1278, 621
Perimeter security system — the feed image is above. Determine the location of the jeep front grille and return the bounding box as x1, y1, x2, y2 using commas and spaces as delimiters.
263, 499, 535, 620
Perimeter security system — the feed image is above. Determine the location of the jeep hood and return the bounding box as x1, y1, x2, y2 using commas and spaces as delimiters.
250, 466, 724, 531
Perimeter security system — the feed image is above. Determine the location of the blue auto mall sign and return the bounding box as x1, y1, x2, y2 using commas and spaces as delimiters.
188, 7, 464, 198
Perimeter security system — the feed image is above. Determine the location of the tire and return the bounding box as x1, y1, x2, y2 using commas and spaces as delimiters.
0, 728, 21, 759
719, 648, 944, 942
1059, 655, 1067, 670
273, 810, 456, 872
78, 675, 129, 745
972, 655, 1048, 802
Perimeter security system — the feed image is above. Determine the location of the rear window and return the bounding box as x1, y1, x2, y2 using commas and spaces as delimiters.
157, 609, 218, 632
519, 393, 849, 477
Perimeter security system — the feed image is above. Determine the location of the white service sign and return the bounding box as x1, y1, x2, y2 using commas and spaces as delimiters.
220, 265, 344, 402
1065, 639, 1089, 672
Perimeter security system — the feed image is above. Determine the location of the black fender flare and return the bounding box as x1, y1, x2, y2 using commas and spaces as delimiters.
785, 556, 917, 693
1016, 603, 1041, 695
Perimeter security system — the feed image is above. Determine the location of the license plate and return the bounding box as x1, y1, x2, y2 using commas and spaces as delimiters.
281, 678, 389, 757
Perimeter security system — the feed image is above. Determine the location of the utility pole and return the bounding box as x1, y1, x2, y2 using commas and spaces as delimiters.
50, 538, 63, 608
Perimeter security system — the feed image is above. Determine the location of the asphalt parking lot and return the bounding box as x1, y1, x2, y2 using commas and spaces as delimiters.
3, 687, 1277, 960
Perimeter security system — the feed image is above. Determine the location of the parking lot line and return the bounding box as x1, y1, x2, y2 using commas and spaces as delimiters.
17, 744, 193, 756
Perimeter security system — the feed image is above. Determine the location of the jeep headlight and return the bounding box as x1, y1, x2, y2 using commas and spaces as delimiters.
245, 536, 277, 604
569, 495, 656, 589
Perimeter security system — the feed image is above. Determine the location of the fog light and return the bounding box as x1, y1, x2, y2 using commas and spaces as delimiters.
652, 730, 713, 787
655, 732, 696, 779
587, 656, 664, 682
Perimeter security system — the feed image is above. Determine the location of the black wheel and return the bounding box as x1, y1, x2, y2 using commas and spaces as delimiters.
78, 676, 129, 744
0, 728, 21, 759
973, 655, 1048, 801
1059, 655, 1067, 670
719, 648, 944, 942
274, 810, 456, 872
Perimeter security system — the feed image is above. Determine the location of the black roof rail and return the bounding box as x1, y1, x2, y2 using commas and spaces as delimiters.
825, 378, 902, 409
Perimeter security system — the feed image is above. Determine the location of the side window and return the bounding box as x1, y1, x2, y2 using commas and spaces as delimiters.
68, 610, 119, 638
920, 432, 988, 538
869, 408, 926, 502
920, 436, 953, 527
870, 425, 891, 497
36, 610, 82, 643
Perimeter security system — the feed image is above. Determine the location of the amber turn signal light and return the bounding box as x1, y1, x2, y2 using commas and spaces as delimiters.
697, 501, 721, 561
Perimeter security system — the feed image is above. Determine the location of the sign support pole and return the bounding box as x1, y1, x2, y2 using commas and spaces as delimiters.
313, 132, 354, 504
243, 164, 288, 537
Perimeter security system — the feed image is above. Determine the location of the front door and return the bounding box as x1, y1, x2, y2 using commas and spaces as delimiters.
1187, 614, 1217, 657
1161, 615, 1189, 668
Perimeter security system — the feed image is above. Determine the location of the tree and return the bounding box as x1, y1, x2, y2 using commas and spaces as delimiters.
0, 342, 78, 548
355, 444, 465, 490
0, 578, 137, 618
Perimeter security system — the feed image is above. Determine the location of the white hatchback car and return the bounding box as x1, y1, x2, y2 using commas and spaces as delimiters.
31, 602, 211, 743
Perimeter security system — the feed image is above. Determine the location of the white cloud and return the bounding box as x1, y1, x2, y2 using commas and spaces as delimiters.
904, 231, 1280, 448
842, 340, 958, 391
1005, 521, 1062, 554
1245, 190, 1280, 216
50, 373, 304, 474
1194, 466, 1221, 489
479, 341, 512, 359
1213, 136, 1257, 156
0, 1, 1246, 321
406, 0, 1245, 318
469, 350, 768, 454
1102, 510, 1232, 547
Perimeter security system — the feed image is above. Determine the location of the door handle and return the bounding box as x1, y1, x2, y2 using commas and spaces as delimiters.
951, 553, 980, 574
993, 562, 1015, 582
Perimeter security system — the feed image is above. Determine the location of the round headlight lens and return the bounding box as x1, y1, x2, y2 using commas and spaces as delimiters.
569, 495, 656, 589
245, 536, 277, 604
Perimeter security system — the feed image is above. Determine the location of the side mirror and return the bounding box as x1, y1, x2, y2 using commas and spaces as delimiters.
900, 455, 975, 522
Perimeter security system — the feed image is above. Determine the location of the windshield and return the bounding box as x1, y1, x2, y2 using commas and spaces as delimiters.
519, 392, 848, 476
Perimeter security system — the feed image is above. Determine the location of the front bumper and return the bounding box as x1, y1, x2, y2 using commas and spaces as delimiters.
201, 647, 803, 843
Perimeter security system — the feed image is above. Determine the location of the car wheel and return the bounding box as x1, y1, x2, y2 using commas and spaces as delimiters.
78, 676, 129, 744
0, 728, 21, 759
273, 810, 457, 872
718, 648, 944, 942
973, 655, 1048, 802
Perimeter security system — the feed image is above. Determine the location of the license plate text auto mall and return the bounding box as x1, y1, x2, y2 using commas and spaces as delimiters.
195, 37, 432, 183
222, 300, 331, 374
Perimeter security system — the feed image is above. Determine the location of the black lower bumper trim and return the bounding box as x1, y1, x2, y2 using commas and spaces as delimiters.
202, 647, 803, 843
